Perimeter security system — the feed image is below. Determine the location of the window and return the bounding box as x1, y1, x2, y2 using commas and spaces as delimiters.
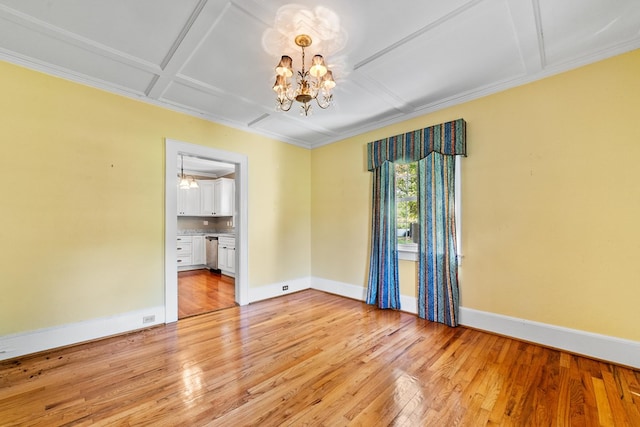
395, 158, 462, 262
396, 162, 418, 253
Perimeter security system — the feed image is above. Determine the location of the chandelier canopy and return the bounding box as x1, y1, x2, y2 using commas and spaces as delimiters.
272, 34, 336, 116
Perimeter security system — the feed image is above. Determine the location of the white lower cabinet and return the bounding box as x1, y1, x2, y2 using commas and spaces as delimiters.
176, 236, 193, 267
218, 236, 235, 277
177, 235, 205, 268
191, 235, 205, 265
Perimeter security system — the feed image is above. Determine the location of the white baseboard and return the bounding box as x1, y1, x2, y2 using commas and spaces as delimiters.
309, 277, 640, 369
459, 307, 640, 369
1, 274, 315, 361
311, 277, 366, 301
0, 306, 165, 362
248, 277, 311, 303
4, 278, 638, 369
311, 277, 421, 314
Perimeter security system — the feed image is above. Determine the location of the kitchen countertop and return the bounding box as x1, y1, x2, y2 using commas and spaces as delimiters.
177, 230, 235, 237
206, 233, 235, 238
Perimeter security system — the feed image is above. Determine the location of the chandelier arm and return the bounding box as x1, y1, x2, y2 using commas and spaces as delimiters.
282, 90, 296, 103
277, 97, 294, 111
315, 93, 332, 109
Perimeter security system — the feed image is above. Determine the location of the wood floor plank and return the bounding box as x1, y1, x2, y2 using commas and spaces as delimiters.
178, 269, 235, 319
1, 289, 639, 426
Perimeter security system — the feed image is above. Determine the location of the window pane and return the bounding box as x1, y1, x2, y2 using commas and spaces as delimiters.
396, 162, 418, 244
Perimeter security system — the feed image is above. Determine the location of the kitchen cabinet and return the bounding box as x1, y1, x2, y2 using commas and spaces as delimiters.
177, 186, 201, 216
176, 235, 193, 266
179, 179, 233, 217
199, 180, 216, 216
218, 236, 235, 276
214, 178, 234, 216
192, 235, 205, 265
177, 235, 205, 268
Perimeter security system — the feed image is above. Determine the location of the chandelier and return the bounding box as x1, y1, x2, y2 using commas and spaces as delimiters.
272, 34, 336, 116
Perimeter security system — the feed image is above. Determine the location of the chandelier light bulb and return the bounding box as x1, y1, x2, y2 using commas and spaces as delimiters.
275, 55, 293, 77
321, 70, 336, 90
309, 55, 327, 78
273, 75, 287, 93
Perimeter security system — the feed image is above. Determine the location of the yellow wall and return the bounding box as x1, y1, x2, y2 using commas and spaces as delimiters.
0, 61, 310, 335
311, 49, 640, 342
3, 49, 639, 344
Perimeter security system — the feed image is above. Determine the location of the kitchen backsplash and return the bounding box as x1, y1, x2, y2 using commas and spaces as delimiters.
177, 216, 235, 233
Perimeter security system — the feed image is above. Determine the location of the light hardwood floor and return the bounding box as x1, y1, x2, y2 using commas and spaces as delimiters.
178, 269, 236, 319
1, 290, 639, 426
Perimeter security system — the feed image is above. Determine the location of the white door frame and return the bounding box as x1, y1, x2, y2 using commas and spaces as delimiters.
165, 138, 249, 323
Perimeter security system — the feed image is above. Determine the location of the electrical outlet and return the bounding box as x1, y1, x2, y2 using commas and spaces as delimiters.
203, 220, 208, 225
282, 285, 288, 291
142, 315, 155, 324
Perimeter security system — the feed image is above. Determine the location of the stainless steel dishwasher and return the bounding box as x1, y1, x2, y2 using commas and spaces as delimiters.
205, 236, 219, 272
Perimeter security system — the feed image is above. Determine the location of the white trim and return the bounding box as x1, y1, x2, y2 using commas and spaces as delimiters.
0, 306, 164, 361
248, 277, 311, 303
309, 276, 640, 369
459, 308, 640, 369
311, 277, 420, 314
310, 39, 640, 149
311, 277, 366, 301
3, 276, 638, 369
165, 139, 249, 324
398, 250, 418, 261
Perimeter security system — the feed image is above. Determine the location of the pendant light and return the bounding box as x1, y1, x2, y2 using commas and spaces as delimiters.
179, 155, 199, 189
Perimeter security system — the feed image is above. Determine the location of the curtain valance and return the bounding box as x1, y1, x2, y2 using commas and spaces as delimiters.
367, 118, 466, 171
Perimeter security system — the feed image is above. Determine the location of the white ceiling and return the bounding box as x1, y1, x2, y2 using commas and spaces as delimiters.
1, 0, 638, 149
179, 154, 234, 178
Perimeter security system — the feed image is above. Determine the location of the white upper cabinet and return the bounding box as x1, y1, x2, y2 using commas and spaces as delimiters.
199, 180, 216, 216
177, 178, 234, 217
177, 186, 201, 216
214, 178, 234, 217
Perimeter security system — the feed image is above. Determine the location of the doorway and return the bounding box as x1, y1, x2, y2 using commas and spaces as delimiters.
165, 139, 248, 324
176, 154, 237, 318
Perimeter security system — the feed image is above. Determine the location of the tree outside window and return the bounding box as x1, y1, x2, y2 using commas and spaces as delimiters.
396, 162, 418, 248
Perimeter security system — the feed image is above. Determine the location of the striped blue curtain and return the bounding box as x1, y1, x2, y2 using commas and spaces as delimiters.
418, 153, 459, 326
366, 161, 400, 309
366, 118, 466, 322
367, 119, 466, 170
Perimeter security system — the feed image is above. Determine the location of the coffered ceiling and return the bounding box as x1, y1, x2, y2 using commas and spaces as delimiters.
0, 0, 638, 148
